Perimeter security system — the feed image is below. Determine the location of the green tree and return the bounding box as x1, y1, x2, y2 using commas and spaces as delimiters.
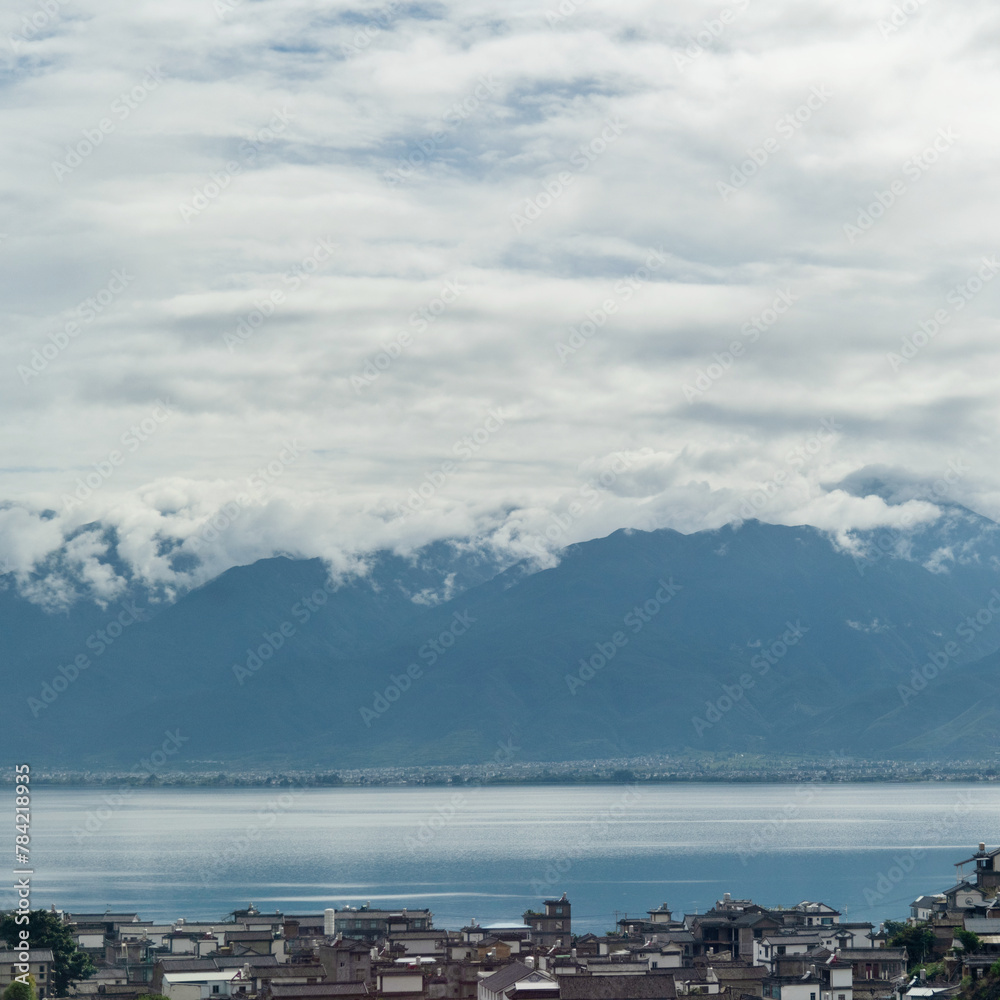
957, 930, 983, 954
3, 982, 35, 1000
887, 922, 937, 966
921, 962, 944, 982
0, 910, 95, 996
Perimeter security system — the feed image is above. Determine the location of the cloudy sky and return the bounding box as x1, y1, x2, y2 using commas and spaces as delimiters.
2, 0, 999, 604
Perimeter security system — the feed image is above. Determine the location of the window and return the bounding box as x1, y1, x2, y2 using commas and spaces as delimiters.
212, 986, 220, 994
822, 918, 833, 926
810, 993, 816, 1000
555, 908, 563, 916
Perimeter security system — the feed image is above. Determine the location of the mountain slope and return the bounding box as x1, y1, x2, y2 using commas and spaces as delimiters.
5, 510, 1000, 768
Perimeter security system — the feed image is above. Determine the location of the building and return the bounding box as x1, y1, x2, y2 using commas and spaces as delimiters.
269, 984, 370, 1000
836, 948, 907, 981
334, 907, 433, 944
557, 976, 678, 1000
317, 939, 372, 984
479, 964, 556, 1000
523, 896, 571, 951
954, 844, 1000, 892
0, 949, 55, 999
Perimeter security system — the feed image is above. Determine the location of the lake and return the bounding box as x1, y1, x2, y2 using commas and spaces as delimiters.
1, 782, 988, 932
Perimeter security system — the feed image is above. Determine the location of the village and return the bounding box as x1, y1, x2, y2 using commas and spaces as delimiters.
9, 841, 1000, 1000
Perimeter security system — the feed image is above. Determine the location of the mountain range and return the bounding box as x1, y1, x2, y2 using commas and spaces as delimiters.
5, 501, 1000, 769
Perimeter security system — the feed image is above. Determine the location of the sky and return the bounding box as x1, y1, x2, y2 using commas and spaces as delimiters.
2, 0, 999, 606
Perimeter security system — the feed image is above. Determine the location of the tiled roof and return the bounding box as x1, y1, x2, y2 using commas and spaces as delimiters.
270, 985, 370, 997
0, 950, 54, 962
481, 963, 538, 992
712, 966, 768, 980
557, 975, 677, 1000
252, 965, 326, 979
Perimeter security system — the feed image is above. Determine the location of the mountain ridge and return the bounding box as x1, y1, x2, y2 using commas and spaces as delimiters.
5, 507, 1000, 768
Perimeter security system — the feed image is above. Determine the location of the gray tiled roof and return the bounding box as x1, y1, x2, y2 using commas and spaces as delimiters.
270, 985, 370, 998
481, 963, 537, 992
251, 965, 325, 979
557, 975, 677, 1000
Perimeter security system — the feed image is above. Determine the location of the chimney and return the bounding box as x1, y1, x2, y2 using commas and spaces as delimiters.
981, 843, 987, 853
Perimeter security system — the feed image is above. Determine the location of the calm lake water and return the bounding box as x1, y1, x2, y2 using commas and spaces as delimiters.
0, 782, 989, 932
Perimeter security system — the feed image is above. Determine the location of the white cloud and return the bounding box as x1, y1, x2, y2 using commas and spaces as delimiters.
2, 0, 999, 604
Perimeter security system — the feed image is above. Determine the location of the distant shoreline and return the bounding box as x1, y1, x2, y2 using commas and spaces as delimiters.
4, 757, 997, 788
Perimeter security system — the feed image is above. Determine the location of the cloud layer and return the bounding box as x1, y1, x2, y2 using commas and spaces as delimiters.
2, 0, 999, 603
